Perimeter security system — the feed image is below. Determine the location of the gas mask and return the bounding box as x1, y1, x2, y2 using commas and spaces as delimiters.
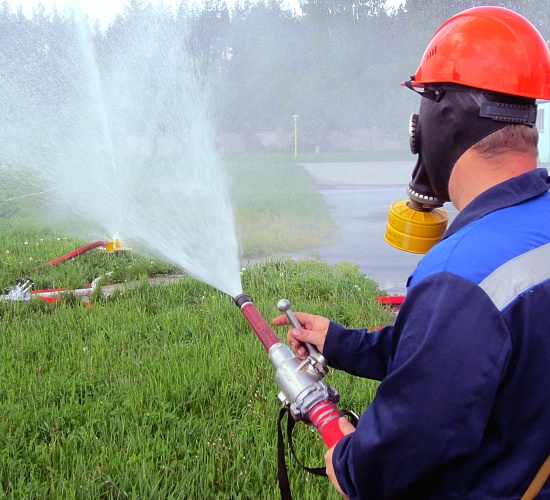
385, 83, 537, 253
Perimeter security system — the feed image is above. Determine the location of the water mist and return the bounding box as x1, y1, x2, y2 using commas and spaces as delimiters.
0, 7, 243, 297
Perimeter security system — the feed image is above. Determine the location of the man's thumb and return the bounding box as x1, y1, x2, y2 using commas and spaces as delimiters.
338, 417, 356, 436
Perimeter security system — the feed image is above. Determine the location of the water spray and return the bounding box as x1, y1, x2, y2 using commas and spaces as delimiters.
234, 294, 345, 448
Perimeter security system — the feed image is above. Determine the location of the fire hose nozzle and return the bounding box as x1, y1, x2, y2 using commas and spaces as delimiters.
235, 293, 346, 447
269, 342, 339, 423
234, 293, 251, 308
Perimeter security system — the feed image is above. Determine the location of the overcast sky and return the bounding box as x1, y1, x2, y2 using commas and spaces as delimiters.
5, 0, 405, 29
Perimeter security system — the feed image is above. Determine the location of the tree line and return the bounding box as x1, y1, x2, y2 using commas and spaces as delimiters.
1, 0, 548, 152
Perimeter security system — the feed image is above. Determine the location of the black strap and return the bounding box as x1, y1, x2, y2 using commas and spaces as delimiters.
277, 406, 328, 500
277, 407, 293, 500
286, 409, 327, 476
277, 406, 359, 500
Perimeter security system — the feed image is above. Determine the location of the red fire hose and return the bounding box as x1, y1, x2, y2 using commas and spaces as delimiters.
309, 401, 346, 448
47, 240, 106, 266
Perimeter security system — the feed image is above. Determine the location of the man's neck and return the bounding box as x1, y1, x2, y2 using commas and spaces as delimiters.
448, 150, 537, 211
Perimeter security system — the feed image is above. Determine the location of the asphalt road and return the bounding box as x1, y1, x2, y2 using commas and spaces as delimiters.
288, 161, 458, 295
280, 161, 550, 295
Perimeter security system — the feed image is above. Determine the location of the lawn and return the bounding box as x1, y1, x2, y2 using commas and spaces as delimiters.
0, 159, 392, 498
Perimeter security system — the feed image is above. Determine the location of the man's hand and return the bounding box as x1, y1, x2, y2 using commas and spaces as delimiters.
272, 312, 330, 359
325, 417, 356, 498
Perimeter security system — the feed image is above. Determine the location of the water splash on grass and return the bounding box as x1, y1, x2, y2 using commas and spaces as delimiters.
0, 8, 242, 297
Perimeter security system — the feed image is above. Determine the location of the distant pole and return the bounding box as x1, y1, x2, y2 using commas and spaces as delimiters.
292, 115, 299, 158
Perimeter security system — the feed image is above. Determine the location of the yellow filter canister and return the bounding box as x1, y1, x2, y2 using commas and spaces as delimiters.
384, 200, 448, 254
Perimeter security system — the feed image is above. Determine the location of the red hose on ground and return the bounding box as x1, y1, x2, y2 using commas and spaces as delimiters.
47, 240, 106, 266
375, 295, 405, 306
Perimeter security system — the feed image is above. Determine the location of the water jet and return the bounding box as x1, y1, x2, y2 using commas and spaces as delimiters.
0, 7, 242, 298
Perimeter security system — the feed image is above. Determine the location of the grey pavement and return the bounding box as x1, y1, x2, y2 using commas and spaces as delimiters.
274, 161, 549, 295
288, 161, 446, 295
290, 161, 550, 295
277, 161, 443, 295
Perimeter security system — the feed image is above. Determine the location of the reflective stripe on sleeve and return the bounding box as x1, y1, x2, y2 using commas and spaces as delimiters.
479, 242, 550, 311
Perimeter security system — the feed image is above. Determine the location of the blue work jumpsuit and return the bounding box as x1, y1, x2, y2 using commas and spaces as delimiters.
324, 168, 550, 499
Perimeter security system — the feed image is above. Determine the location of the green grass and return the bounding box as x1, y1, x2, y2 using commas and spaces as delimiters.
0, 256, 388, 499
0, 160, 393, 498
226, 156, 336, 257
0, 255, 391, 498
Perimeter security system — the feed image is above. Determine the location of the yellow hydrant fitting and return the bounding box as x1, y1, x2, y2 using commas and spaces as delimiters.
104, 238, 127, 253
384, 200, 448, 254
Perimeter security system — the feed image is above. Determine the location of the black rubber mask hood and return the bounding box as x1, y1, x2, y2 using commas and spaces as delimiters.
408, 86, 536, 203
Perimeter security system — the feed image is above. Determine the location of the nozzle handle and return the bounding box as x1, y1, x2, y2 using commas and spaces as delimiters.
277, 298, 328, 375
277, 298, 302, 329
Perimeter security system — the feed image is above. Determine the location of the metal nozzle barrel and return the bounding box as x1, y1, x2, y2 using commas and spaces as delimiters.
277, 298, 328, 375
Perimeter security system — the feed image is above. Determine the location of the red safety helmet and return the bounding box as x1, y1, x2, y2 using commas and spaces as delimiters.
407, 6, 550, 100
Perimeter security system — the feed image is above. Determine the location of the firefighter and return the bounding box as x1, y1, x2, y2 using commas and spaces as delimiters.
274, 6, 550, 498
